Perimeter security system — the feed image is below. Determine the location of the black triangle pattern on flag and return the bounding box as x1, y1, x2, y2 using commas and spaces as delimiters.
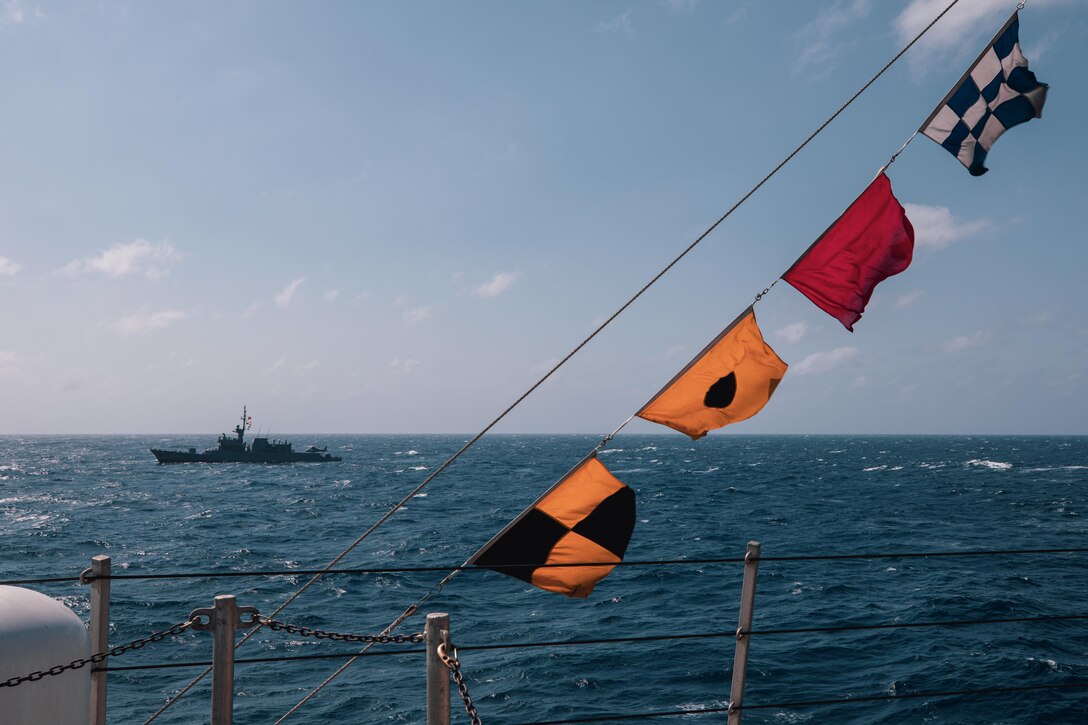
472, 457, 635, 598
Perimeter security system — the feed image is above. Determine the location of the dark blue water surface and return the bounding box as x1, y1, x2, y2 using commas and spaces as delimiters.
1, 435, 1086, 724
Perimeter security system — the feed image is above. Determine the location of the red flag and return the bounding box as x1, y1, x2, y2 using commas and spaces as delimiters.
783, 173, 914, 332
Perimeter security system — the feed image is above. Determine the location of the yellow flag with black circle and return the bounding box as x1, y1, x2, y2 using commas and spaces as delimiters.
638, 307, 787, 439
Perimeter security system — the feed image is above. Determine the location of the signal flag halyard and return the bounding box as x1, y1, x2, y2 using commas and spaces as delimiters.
637, 308, 787, 440
470, 455, 635, 598
920, 11, 1047, 176
783, 173, 914, 332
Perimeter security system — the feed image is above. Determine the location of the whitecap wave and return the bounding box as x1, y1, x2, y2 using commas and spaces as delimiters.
1027, 656, 1059, 671
1030, 464, 1088, 471
967, 459, 1012, 470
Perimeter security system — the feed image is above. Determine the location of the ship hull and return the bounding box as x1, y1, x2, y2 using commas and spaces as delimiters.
150, 448, 342, 464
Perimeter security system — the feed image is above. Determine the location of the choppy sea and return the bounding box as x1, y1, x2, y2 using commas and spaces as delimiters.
1, 434, 1086, 724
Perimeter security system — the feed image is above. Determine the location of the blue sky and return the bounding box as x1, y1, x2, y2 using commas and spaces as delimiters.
1, 0, 1085, 435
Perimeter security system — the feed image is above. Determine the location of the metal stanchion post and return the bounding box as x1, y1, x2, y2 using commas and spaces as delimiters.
728, 541, 761, 725
426, 612, 451, 725
212, 595, 239, 725
189, 595, 259, 725
88, 554, 111, 725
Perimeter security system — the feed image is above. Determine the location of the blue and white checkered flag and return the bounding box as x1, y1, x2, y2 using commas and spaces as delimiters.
920, 11, 1047, 176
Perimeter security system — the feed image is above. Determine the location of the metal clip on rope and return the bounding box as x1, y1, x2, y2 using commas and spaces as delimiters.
753, 279, 778, 303
437, 641, 483, 725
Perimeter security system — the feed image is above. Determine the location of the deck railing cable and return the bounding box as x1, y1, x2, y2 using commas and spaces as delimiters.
11, 541, 1086, 720
12, 545, 1088, 587
512, 681, 1088, 724
94, 648, 429, 673
79, 610, 1088, 671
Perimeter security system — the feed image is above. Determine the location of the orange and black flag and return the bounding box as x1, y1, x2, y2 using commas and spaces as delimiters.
637, 307, 787, 440
469, 455, 635, 598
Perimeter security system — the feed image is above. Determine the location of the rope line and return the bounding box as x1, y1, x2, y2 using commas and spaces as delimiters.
88, 611, 1088, 675
280, 598, 1086, 719
95, 648, 429, 673
150, 1, 968, 720
757, 546, 1088, 562
458, 612, 1088, 652
751, 613, 1088, 638
515, 682, 1088, 724
22, 545, 1083, 587
517, 708, 732, 723
1, 575, 85, 585
735, 680, 1088, 713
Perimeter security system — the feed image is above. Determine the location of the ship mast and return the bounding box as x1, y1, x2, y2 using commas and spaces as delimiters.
236, 406, 247, 443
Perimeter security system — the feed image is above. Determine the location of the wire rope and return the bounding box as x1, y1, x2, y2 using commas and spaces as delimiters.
516, 682, 1088, 724
93, 611, 1088, 674
27, 545, 1081, 587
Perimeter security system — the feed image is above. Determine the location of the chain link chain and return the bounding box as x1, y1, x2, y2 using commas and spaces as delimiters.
258, 617, 425, 645
0, 620, 193, 689
438, 643, 482, 725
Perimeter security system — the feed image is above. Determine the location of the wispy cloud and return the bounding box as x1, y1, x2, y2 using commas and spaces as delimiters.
793, 346, 859, 375
903, 203, 989, 251
1, 1, 23, 25
792, 0, 871, 77
296, 360, 321, 375
403, 306, 431, 324
111, 309, 187, 336
472, 271, 518, 299
389, 357, 420, 376
263, 357, 287, 374
596, 11, 633, 35
0, 256, 20, 277
1019, 310, 1052, 326
62, 239, 181, 279
322, 289, 340, 302
775, 321, 809, 344
652, 344, 686, 363
943, 330, 989, 352
2, 1, 46, 27
275, 277, 305, 309
0, 352, 16, 379
529, 358, 561, 376
896, 289, 923, 309
893, 0, 1050, 73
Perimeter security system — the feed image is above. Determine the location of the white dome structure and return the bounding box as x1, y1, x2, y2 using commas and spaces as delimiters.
0, 585, 91, 725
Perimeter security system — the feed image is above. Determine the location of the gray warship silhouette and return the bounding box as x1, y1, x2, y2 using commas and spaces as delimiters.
150, 407, 342, 464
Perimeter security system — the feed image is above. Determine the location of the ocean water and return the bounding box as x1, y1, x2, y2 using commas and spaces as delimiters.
1, 434, 1086, 724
